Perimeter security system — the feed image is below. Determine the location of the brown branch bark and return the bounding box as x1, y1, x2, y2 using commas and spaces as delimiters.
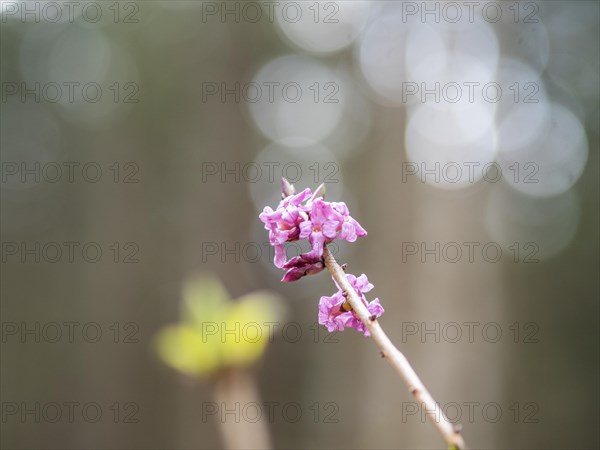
322, 245, 467, 450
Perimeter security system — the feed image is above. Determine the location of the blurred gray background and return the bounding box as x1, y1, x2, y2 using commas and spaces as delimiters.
1, 1, 598, 449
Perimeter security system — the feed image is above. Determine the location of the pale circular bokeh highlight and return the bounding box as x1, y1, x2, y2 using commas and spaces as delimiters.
19, 25, 139, 129
275, 1, 371, 54
247, 54, 344, 144
497, 103, 588, 197
356, 11, 412, 105
495, 59, 550, 154
405, 103, 498, 189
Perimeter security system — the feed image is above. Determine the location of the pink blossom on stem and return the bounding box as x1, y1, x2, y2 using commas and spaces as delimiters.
259, 188, 312, 268
299, 198, 341, 259
259, 179, 367, 282
318, 274, 384, 336
331, 202, 367, 242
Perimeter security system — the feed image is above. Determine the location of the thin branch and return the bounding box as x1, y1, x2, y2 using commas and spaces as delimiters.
322, 245, 467, 450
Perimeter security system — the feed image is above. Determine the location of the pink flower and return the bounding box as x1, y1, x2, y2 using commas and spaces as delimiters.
331, 202, 367, 242
259, 188, 312, 268
318, 274, 384, 336
299, 199, 343, 258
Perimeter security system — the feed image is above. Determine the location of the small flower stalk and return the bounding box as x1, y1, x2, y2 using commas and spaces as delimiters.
259, 179, 468, 450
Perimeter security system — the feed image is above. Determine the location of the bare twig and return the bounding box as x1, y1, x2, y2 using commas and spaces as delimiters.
322, 245, 467, 450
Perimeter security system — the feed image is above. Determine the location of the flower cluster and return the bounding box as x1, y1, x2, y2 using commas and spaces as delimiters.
259, 179, 366, 281
260, 179, 382, 335
318, 274, 384, 336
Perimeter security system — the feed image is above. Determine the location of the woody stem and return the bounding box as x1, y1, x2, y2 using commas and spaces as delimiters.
322, 245, 467, 450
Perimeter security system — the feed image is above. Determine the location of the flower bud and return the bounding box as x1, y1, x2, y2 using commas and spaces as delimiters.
281, 177, 296, 199
309, 183, 326, 201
